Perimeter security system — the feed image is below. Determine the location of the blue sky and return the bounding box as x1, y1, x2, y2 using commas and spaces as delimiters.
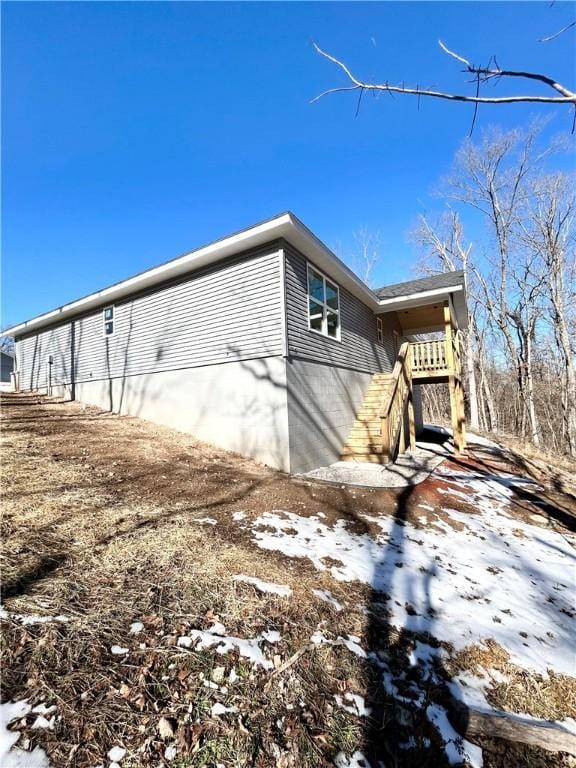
2, 1, 575, 327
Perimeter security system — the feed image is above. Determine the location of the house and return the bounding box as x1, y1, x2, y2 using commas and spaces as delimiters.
3, 213, 467, 473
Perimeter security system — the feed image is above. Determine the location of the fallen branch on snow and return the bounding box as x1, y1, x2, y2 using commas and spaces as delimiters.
448, 696, 576, 756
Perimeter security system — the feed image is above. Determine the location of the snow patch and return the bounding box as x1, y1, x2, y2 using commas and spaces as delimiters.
233, 575, 292, 597
246, 470, 575, 677
427, 703, 483, 767
333, 751, 370, 768
449, 671, 576, 738
310, 631, 367, 659
31, 715, 55, 731
129, 622, 144, 635
312, 589, 343, 611
333, 693, 371, 717
178, 622, 280, 669
107, 746, 126, 763
465, 431, 500, 449
211, 703, 238, 716
0, 700, 52, 768
0, 606, 69, 626
110, 646, 129, 656
164, 744, 177, 761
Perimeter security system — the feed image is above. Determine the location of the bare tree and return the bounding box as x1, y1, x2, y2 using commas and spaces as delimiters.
352, 226, 382, 287
519, 172, 576, 455
412, 210, 481, 430
439, 123, 563, 446
412, 126, 575, 455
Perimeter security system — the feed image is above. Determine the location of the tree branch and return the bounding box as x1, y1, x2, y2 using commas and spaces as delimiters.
538, 19, 576, 43
311, 41, 576, 107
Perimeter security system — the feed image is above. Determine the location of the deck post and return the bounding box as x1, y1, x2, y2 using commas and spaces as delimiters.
398, 412, 406, 455
448, 375, 462, 454
445, 302, 464, 453
457, 378, 467, 449
407, 387, 416, 452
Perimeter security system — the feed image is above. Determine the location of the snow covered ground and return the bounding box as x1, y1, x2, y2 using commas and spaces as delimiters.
243, 463, 575, 678
234, 454, 576, 766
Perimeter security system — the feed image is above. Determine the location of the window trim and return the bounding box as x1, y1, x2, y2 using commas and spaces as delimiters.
376, 315, 384, 344
306, 262, 341, 342
103, 305, 115, 338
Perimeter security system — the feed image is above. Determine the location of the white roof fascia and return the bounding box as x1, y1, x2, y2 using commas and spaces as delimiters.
284, 215, 379, 308
376, 284, 463, 309
4, 212, 469, 337
4, 213, 381, 337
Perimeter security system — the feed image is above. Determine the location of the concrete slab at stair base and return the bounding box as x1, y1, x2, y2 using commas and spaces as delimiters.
300, 438, 451, 488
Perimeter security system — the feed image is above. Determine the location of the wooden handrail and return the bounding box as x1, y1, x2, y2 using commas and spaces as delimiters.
381, 342, 412, 460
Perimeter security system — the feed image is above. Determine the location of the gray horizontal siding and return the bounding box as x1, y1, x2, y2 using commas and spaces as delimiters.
17, 247, 284, 389
284, 245, 397, 374
17, 323, 72, 391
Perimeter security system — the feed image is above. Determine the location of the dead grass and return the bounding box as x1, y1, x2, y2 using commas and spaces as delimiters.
1, 393, 574, 768
447, 641, 576, 722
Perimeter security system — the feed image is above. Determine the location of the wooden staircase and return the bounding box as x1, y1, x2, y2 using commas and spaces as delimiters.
340, 342, 415, 465
340, 374, 396, 463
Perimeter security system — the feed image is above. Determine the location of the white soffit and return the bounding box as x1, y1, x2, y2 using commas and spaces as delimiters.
377, 285, 468, 330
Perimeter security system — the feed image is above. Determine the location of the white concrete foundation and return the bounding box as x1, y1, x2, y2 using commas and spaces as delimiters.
53, 357, 290, 471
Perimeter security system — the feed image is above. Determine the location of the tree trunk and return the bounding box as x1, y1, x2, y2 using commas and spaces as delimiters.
524, 328, 541, 446
553, 290, 576, 456
463, 328, 479, 430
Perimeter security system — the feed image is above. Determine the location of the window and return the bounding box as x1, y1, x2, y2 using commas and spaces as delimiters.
103, 305, 115, 336
307, 264, 340, 340
376, 316, 384, 343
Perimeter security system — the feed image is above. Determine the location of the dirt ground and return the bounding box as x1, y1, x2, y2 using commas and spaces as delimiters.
1, 392, 575, 768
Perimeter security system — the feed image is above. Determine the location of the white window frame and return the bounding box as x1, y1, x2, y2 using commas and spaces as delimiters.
103, 305, 115, 337
306, 263, 341, 342
376, 316, 384, 343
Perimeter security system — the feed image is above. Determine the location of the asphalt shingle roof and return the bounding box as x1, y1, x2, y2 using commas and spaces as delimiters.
376, 270, 465, 299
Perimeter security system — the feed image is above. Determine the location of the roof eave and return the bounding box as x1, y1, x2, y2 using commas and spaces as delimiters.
4, 213, 381, 338
376, 284, 468, 329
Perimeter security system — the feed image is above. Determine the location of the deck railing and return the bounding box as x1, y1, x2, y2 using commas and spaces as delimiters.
410, 339, 448, 375
381, 342, 411, 460
409, 336, 462, 379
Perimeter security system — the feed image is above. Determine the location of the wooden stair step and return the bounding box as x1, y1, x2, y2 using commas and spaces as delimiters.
340, 452, 391, 464
342, 440, 386, 452
339, 368, 400, 464
347, 426, 382, 439
359, 396, 388, 406
346, 424, 383, 435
